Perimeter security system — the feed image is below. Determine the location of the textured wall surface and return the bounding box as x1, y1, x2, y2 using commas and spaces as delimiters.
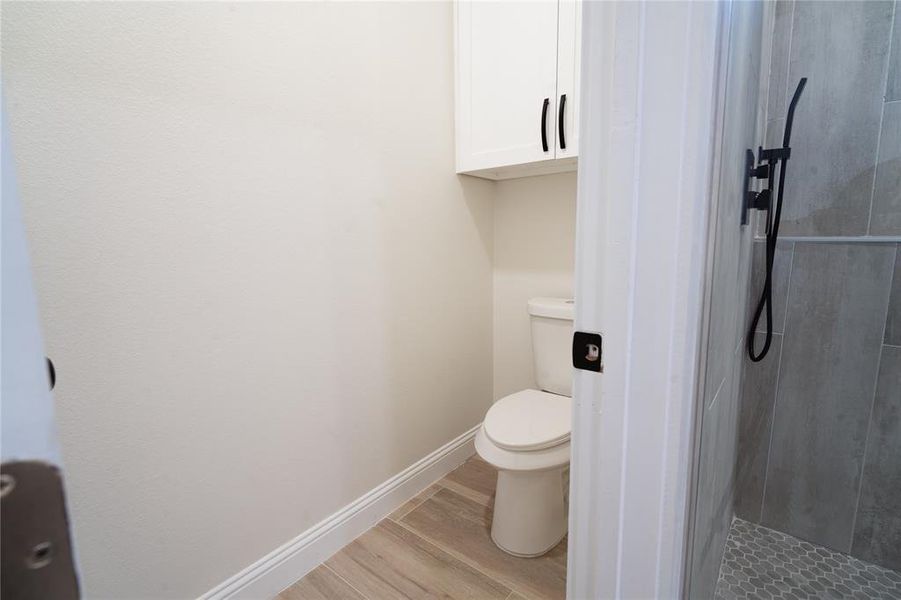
775, 1, 897, 236
737, 0, 901, 572
2, 3, 496, 597
688, 1, 765, 597
492, 173, 576, 401
738, 241, 901, 570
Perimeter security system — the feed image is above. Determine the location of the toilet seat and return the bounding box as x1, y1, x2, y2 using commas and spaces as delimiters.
475, 427, 570, 472
476, 388, 572, 556
483, 389, 571, 451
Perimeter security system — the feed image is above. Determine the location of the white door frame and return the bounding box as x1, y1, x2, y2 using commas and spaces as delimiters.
567, 2, 728, 598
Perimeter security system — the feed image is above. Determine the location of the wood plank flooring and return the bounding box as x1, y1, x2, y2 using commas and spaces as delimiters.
277, 456, 567, 600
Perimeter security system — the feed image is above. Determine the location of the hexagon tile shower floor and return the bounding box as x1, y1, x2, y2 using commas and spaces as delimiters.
714, 519, 901, 600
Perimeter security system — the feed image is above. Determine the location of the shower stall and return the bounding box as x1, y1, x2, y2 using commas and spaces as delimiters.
689, 1, 901, 598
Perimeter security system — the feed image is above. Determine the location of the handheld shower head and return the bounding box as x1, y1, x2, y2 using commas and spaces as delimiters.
747, 77, 807, 362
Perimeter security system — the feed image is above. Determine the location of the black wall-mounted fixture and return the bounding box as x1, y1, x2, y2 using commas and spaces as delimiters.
572, 331, 603, 373
46, 357, 55, 390
745, 77, 807, 362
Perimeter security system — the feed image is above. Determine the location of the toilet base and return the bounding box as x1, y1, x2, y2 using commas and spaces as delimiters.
491, 529, 567, 558
490, 467, 567, 557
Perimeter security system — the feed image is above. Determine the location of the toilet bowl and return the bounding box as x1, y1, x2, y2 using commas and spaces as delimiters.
476, 298, 573, 557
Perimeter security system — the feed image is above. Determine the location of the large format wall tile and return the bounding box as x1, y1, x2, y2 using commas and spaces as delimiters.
766, 1, 794, 120
779, 1, 894, 236
887, 246, 901, 346
705, 169, 754, 405
886, 6, 901, 102
762, 243, 895, 551
747, 241, 793, 336
704, 27, 761, 402
705, 197, 751, 405
736, 333, 783, 523
691, 5, 763, 594
694, 369, 728, 565
852, 346, 901, 571
692, 356, 740, 600
703, 10, 761, 401
870, 101, 901, 235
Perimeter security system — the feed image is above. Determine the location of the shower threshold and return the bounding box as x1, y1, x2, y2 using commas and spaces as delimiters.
714, 518, 901, 600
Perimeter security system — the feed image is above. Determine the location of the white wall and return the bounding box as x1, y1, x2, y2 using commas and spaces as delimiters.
1, 3, 495, 598
492, 173, 577, 400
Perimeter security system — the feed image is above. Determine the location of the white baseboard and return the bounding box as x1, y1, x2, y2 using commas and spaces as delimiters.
199, 424, 480, 600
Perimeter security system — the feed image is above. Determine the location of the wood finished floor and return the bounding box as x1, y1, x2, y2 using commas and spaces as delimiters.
278, 455, 567, 600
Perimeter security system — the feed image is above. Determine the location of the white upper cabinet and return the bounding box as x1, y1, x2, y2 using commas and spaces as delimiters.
455, 0, 581, 180
555, 0, 581, 161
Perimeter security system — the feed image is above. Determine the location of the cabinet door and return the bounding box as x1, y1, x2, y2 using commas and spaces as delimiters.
456, 0, 560, 173
555, 0, 581, 159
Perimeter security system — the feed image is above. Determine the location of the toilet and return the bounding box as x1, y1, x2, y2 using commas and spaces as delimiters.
475, 297, 573, 557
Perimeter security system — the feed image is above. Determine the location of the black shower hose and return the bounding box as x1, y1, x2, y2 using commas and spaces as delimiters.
747, 77, 807, 363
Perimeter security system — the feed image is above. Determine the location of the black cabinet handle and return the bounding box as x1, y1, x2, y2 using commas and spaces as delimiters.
558, 94, 567, 150
540, 97, 550, 152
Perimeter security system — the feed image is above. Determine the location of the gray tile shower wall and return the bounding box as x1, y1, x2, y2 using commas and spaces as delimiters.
764, 1, 793, 121
871, 101, 901, 235
738, 241, 901, 571
690, 2, 764, 596
746, 241, 792, 335
735, 332, 782, 523
887, 247, 901, 346
736, 0, 901, 573
852, 345, 901, 571
769, 0, 896, 236
762, 243, 894, 551
887, 5, 901, 103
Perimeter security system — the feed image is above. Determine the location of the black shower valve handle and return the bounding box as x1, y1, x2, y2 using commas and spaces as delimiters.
749, 161, 769, 180
749, 188, 771, 212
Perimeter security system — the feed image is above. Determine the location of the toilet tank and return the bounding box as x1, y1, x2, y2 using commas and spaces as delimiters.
528, 298, 574, 397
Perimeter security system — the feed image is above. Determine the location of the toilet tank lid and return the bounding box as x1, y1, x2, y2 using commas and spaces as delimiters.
527, 298, 574, 320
